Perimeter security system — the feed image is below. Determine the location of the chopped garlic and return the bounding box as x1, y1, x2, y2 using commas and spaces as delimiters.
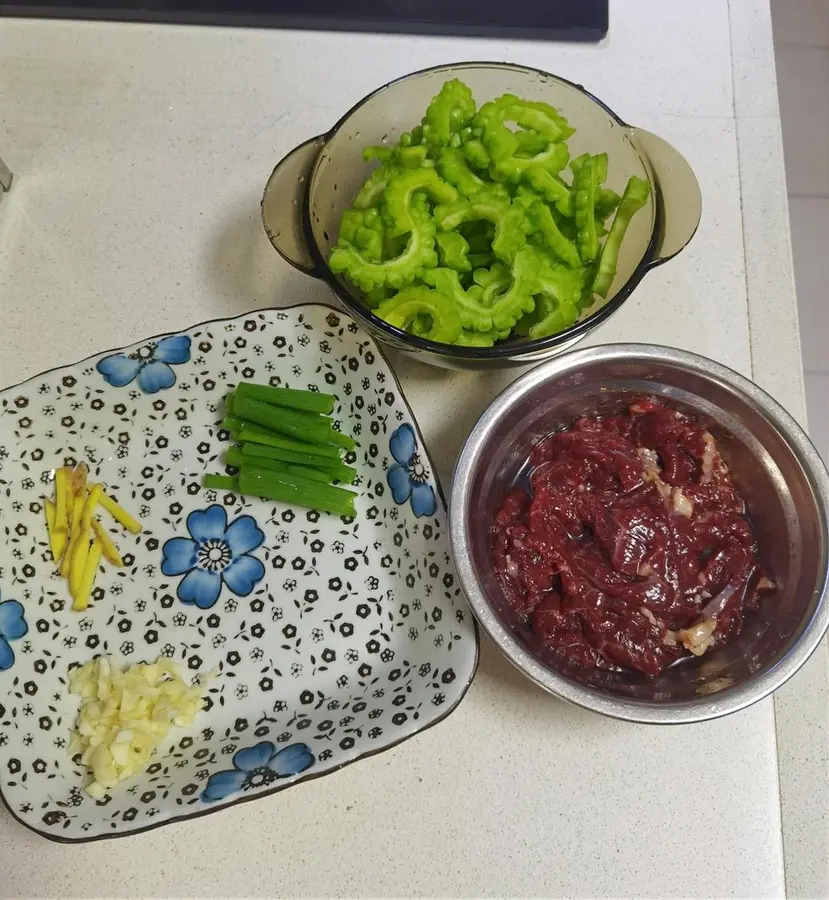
700, 431, 717, 484
671, 487, 694, 518
637, 447, 661, 480
640, 606, 658, 627
678, 617, 718, 656
637, 447, 672, 501
68, 655, 211, 798
696, 677, 734, 696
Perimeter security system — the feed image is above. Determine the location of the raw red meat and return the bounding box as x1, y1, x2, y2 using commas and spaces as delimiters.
490, 398, 772, 677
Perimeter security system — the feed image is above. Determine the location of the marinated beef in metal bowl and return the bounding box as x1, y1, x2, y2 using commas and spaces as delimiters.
491, 398, 775, 677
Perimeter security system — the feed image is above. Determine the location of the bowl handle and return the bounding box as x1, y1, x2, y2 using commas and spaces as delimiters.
629, 128, 702, 267
261, 134, 326, 276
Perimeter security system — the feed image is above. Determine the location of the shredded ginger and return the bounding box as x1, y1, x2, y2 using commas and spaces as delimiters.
68, 655, 210, 799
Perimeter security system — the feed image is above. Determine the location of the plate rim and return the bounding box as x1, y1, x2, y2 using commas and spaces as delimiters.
0, 300, 480, 843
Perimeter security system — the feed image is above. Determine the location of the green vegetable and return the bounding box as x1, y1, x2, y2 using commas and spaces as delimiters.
570, 152, 590, 174
464, 139, 491, 170
521, 294, 580, 340
320, 462, 357, 485
435, 231, 472, 272
399, 147, 430, 169
537, 260, 587, 308
328, 78, 650, 346
594, 153, 608, 184
525, 166, 572, 216
375, 285, 462, 343
517, 193, 581, 268
234, 394, 332, 446
337, 207, 385, 262
233, 454, 337, 484
408, 314, 432, 337
353, 163, 391, 210
421, 78, 476, 147
222, 415, 243, 434
434, 187, 527, 265
421, 268, 490, 331
330, 216, 437, 291
513, 129, 550, 155
238, 466, 357, 517
455, 326, 511, 347
399, 125, 424, 147
472, 262, 512, 304
383, 168, 457, 237
465, 252, 492, 269
364, 144, 432, 170
596, 188, 622, 221
486, 246, 542, 331
365, 286, 389, 308
204, 474, 239, 491
514, 262, 585, 339
574, 155, 602, 263
229, 445, 356, 484
462, 220, 495, 251
244, 453, 355, 485
236, 426, 341, 459
436, 148, 486, 197
474, 94, 574, 163
236, 381, 335, 415
443, 250, 542, 333
381, 231, 409, 261
491, 141, 569, 183
363, 145, 394, 164
328, 429, 357, 452
206, 383, 360, 514
473, 261, 506, 284
232, 442, 338, 471
593, 176, 650, 297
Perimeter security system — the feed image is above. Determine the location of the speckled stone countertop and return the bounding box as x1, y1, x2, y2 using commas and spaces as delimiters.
0, 1, 826, 896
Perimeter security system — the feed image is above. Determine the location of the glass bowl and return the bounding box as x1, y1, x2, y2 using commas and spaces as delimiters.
262, 62, 702, 370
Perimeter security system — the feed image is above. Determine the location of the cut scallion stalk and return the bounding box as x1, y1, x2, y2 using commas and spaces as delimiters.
237, 426, 341, 459
238, 466, 357, 517
328, 429, 357, 452
239, 441, 339, 470
237, 381, 335, 415
203, 474, 239, 491
234, 395, 332, 445
226, 447, 342, 484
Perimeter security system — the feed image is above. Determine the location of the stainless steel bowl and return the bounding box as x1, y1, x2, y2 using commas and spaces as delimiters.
450, 344, 829, 723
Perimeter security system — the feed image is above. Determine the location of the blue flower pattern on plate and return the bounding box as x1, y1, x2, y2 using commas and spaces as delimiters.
0, 595, 28, 671
201, 741, 314, 802
386, 423, 437, 518
160, 505, 265, 609
96, 334, 191, 394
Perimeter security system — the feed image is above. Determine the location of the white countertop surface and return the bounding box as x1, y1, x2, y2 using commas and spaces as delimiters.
0, 1, 827, 897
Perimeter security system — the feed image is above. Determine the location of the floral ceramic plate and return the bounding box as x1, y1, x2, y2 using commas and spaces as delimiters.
0, 304, 478, 841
